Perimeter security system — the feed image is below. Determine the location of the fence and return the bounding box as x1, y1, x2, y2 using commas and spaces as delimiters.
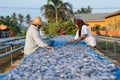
0, 37, 25, 72
95, 35, 120, 63
0, 46, 24, 63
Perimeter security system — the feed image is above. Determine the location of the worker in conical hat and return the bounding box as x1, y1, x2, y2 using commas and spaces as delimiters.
0, 23, 8, 30
24, 16, 53, 56
0, 23, 9, 38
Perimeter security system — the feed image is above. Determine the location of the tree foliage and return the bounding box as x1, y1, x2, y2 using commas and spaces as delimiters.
42, 21, 77, 36
0, 13, 31, 36
75, 6, 92, 14
41, 0, 73, 23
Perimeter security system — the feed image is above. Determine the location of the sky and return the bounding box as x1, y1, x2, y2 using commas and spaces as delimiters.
0, 0, 120, 21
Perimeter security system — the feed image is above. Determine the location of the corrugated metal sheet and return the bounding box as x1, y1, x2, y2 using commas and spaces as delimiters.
105, 10, 120, 18
74, 13, 110, 21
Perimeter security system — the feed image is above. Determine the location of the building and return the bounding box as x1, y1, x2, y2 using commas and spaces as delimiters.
104, 10, 120, 37
74, 13, 109, 35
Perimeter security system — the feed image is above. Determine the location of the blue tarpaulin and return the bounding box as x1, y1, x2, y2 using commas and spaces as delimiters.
52, 39, 120, 80
0, 35, 120, 80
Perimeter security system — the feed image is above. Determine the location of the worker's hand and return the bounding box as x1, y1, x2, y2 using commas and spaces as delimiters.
70, 39, 76, 42
64, 39, 77, 46
45, 45, 53, 49
64, 42, 71, 45
74, 40, 81, 45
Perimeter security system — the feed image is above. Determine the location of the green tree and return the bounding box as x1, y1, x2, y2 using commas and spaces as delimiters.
41, 0, 73, 23
18, 14, 24, 34
10, 13, 18, 36
42, 21, 76, 36
75, 6, 92, 14
0, 13, 32, 36
0, 16, 5, 24
5, 16, 11, 26
26, 14, 31, 26
11, 13, 18, 25
0, 16, 5, 21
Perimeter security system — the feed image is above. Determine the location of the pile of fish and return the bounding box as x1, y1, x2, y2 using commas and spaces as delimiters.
51, 35, 74, 41
2, 35, 120, 80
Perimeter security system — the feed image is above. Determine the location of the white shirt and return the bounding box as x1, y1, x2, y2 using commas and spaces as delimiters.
24, 25, 48, 55
74, 25, 96, 47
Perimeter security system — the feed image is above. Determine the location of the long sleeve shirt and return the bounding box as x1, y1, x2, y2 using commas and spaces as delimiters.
24, 25, 48, 55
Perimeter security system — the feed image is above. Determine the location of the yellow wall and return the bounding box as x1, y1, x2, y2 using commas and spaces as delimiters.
105, 15, 120, 30
81, 11, 120, 36
85, 20, 105, 35
86, 20, 105, 30
105, 14, 120, 36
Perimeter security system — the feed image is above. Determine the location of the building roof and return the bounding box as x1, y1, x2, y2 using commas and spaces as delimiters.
104, 10, 120, 18
74, 13, 110, 21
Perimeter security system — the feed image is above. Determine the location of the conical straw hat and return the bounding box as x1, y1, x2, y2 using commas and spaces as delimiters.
0, 24, 8, 30
31, 16, 42, 25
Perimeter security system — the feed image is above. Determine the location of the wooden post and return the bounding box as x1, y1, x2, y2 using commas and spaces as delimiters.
10, 45, 13, 65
